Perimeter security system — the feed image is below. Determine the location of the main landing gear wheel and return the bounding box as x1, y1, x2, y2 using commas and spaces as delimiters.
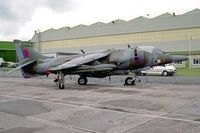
78, 77, 88, 85
59, 83, 65, 89
124, 77, 135, 86
55, 71, 65, 89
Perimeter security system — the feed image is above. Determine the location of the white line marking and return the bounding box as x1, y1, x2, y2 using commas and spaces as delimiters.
2, 94, 91, 109
1, 94, 97, 133
2, 94, 200, 125
27, 116, 96, 133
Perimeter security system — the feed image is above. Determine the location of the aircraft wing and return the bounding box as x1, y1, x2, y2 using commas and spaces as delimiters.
50, 51, 111, 71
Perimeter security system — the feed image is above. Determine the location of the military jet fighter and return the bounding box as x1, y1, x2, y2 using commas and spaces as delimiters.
12, 40, 188, 89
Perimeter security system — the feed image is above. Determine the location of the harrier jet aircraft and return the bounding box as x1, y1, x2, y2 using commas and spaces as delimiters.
12, 40, 188, 89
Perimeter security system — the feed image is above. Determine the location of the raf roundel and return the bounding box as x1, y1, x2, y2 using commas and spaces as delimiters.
22, 48, 30, 58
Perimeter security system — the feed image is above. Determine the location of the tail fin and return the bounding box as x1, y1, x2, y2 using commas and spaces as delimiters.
14, 40, 47, 62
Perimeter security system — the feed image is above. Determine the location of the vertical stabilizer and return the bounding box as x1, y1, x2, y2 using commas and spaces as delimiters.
14, 40, 47, 63
14, 40, 26, 62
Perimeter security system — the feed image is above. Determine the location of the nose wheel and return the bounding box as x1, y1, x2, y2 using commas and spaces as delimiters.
124, 71, 142, 86
124, 77, 135, 85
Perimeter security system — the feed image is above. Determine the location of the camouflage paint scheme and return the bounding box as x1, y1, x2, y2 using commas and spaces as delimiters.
13, 40, 188, 89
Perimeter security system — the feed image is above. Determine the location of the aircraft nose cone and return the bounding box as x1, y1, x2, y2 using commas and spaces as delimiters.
172, 55, 188, 62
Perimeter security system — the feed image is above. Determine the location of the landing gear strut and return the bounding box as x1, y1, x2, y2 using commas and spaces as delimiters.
54, 71, 65, 89
124, 71, 141, 86
78, 77, 88, 85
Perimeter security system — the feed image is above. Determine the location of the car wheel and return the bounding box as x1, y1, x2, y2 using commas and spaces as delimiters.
162, 71, 168, 76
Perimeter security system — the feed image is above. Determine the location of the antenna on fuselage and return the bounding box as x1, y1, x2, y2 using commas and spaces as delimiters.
80, 49, 85, 54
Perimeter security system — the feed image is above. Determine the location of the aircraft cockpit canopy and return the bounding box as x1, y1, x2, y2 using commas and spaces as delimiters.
139, 46, 166, 54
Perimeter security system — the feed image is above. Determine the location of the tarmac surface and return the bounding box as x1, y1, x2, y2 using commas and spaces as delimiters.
1, 74, 200, 132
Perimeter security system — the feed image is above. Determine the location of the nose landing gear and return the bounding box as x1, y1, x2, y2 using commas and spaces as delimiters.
124, 72, 141, 86
124, 77, 135, 85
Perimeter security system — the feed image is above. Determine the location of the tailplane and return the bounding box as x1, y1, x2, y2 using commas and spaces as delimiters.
9, 40, 48, 78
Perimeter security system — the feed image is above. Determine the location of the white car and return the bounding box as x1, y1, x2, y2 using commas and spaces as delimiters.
141, 64, 176, 76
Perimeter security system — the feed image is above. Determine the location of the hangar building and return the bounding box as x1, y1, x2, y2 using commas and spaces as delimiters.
31, 9, 200, 68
